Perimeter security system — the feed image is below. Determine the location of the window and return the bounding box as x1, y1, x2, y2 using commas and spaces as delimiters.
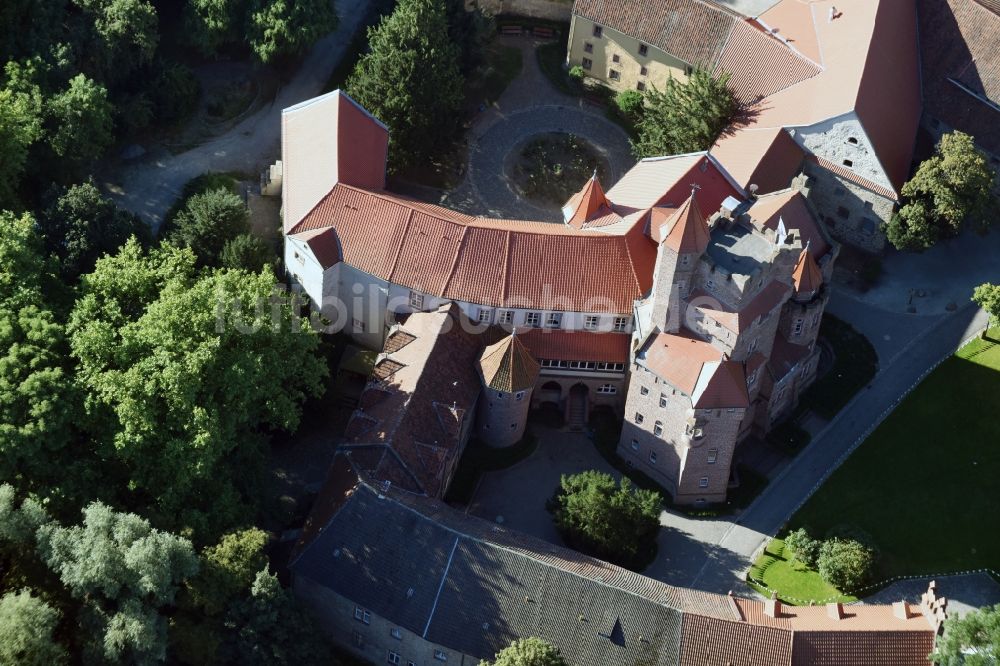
690, 427, 704, 440
612, 53, 620, 63
582, 57, 593, 70
640, 65, 648, 76
584, 42, 593, 53
354, 607, 371, 625
293, 250, 305, 266
510, 422, 518, 430
631, 439, 639, 451
748, 369, 759, 387
597, 384, 617, 394
435, 650, 448, 662
649, 451, 657, 464
353, 631, 364, 648
545, 312, 562, 329
638, 43, 648, 56
584, 315, 599, 330
634, 412, 644, 424
699, 477, 709, 488
593, 24, 603, 37
653, 421, 663, 437
609, 69, 621, 81
613, 316, 629, 332
847, 136, 859, 145
659, 393, 667, 408
747, 338, 759, 355
842, 159, 853, 168
498, 310, 513, 325
793, 318, 803, 336
640, 386, 649, 396
353, 318, 365, 333
388, 651, 401, 665
708, 448, 718, 464
636, 81, 646, 91
409, 291, 424, 309
526, 312, 541, 327
477, 308, 493, 324
515, 390, 526, 401
706, 278, 715, 291
390, 628, 402, 640
836, 206, 850, 220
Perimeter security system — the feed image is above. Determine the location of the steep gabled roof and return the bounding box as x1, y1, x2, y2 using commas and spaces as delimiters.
792, 245, 823, 294
563, 174, 615, 229
692, 360, 750, 409
641, 332, 723, 395
478, 334, 540, 393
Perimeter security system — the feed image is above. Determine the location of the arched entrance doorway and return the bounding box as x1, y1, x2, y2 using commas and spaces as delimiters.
539, 381, 562, 406
568, 383, 589, 430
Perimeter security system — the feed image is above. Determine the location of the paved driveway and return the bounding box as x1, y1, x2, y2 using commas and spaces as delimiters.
103, 0, 371, 230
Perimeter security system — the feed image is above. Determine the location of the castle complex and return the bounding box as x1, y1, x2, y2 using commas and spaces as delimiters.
275, 0, 959, 661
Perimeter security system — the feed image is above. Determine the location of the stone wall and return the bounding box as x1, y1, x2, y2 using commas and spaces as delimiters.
800, 162, 895, 253
795, 114, 894, 193
478, 387, 533, 447
471, 0, 571, 22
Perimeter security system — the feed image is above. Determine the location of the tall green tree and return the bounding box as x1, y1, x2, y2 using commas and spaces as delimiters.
36, 501, 199, 664
816, 538, 876, 591
247, 0, 337, 64
220, 232, 276, 274
0, 589, 68, 666
168, 187, 249, 268
38, 180, 150, 281
187, 528, 269, 616
632, 69, 736, 158
346, 0, 464, 170
887, 131, 997, 251
0, 0, 66, 63
550, 470, 661, 568
0, 79, 43, 210
69, 241, 327, 538
45, 73, 114, 165
185, 0, 246, 57
480, 638, 566, 666
932, 603, 1000, 665
973, 283, 1000, 331
74, 0, 159, 81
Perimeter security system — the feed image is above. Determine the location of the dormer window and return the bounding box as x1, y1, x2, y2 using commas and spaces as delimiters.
842, 159, 853, 168
847, 137, 858, 145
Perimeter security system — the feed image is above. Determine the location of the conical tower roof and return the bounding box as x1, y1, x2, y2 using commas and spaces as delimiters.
792, 245, 823, 294
478, 334, 540, 393
662, 192, 710, 255
562, 173, 612, 229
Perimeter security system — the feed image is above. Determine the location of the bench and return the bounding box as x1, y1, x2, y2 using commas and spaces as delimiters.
532, 26, 556, 38
500, 25, 523, 36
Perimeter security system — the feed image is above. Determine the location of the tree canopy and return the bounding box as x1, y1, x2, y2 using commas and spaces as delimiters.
887, 131, 997, 251
0, 589, 68, 666
481, 637, 567, 666
247, 0, 338, 64
346, 0, 464, 170
973, 283, 1000, 331
0, 78, 43, 210
167, 186, 249, 268
550, 470, 661, 569
45, 74, 114, 166
932, 603, 1000, 666
632, 69, 737, 158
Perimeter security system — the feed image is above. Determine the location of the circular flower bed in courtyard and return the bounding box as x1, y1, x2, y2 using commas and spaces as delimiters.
509, 132, 610, 208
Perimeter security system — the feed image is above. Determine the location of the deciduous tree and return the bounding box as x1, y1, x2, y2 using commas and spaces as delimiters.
0, 589, 68, 666
168, 187, 249, 268
346, 0, 463, 170
973, 283, 1000, 331
185, 0, 245, 57
0, 79, 43, 209
887, 131, 996, 251
247, 0, 337, 64
480, 638, 566, 666
45, 73, 113, 165
220, 233, 276, 273
816, 538, 876, 591
632, 69, 736, 158
74, 0, 159, 80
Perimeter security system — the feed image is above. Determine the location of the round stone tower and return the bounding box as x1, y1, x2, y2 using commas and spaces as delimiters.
476, 333, 540, 448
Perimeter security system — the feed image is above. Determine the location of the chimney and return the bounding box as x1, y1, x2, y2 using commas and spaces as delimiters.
764, 593, 781, 618
893, 601, 912, 620
827, 602, 845, 620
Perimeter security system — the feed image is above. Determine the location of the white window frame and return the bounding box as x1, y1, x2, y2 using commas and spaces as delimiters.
597, 384, 617, 395
545, 312, 563, 329
353, 318, 365, 333
515, 390, 526, 401
653, 421, 663, 437
634, 412, 644, 424
354, 606, 371, 625
613, 316, 629, 332
434, 650, 448, 662
390, 627, 402, 640
477, 308, 493, 324
498, 310, 513, 325
793, 318, 804, 336
409, 291, 424, 310
707, 448, 718, 464
525, 311, 541, 328
699, 476, 709, 488
659, 393, 668, 408
584, 315, 600, 330
388, 650, 401, 665
640, 386, 649, 395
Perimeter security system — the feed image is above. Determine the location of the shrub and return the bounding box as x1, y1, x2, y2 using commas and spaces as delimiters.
784, 528, 820, 567
817, 538, 876, 591
614, 89, 644, 119
168, 187, 249, 267
220, 233, 276, 273
568, 65, 585, 80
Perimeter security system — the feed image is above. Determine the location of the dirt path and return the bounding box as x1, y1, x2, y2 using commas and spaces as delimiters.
102, 0, 371, 231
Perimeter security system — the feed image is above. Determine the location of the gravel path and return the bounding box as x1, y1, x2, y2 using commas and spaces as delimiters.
102, 0, 371, 231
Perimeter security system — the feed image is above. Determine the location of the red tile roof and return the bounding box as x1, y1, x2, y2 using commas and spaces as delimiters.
289, 184, 658, 314
768, 336, 811, 381
642, 332, 722, 394
515, 328, 631, 363
563, 175, 614, 229
714, 19, 822, 106
693, 360, 750, 409
573, 0, 738, 68
478, 334, 540, 393
792, 246, 823, 294
711, 128, 805, 194
680, 612, 792, 666
748, 189, 832, 260
659, 193, 712, 254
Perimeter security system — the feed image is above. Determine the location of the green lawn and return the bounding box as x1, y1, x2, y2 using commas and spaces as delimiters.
788, 330, 1000, 581
749, 538, 857, 605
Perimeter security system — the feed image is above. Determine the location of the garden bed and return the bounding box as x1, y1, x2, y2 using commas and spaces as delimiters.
510, 132, 609, 207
